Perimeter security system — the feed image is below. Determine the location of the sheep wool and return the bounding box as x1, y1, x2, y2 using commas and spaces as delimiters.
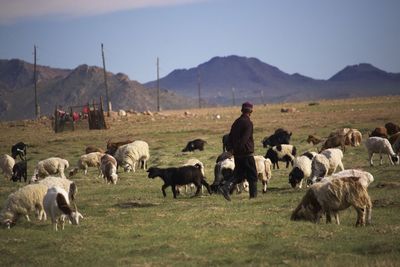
0, 154, 15, 180
114, 140, 150, 172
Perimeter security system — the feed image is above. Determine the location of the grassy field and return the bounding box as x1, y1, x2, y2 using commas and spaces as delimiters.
0, 96, 399, 266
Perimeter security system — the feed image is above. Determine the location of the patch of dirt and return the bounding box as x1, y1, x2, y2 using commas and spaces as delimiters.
116, 201, 160, 209
375, 182, 400, 189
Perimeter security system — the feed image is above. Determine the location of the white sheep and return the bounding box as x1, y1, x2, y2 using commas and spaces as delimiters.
36, 176, 78, 201
265, 144, 297, 169
0, 184, 48, 228
289, 152, 317, 189
100, 154, 118, 184
309, 148, 344, 184
328, 169, 374, 188
31, 157, 70, 182
254, 156, 272, 193
365, 137, 399, 166
114, 140, 150, 172
70, 152, 105, 177
0, 154, 15, 180
43, 186, 83, 231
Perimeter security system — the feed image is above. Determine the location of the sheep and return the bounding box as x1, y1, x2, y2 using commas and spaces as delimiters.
100, 154, 118, 184
106, 139, 134, 155
11, 142, 27, 160
347, 129, 362, 147
31, 157, 69, 182
177, 158, 206, 194
0, 154, 15, 180
211, 156, 235, 193
288, 152, 317, 189
43, 186, 83, 231
36, 176, 78, 201
329, 169, 374, 189
369, 127, 388, 139
320, 133, 346, 152
254, 156, 273, 193
147, 164, 212, 198
388, 132, 400, 145
265, 144, 297, 169
393, 136, 400, 155
85, 145, 105, 154
70, 152, 105, 177
114, 140, 150, 172
308, 148, 344, 185
11, 160, 27, 182
0, 184, 48, 228
385, 122, 400, 136
365, 137, 399, 166
182, 139, 207, 152
262, 128, 292, 148
306, 135, 323, 145
291, 176, 372, 226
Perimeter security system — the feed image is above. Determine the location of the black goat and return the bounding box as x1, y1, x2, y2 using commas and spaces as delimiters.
262, 128, 292, 148
182, 139, 207, 152
11, 161, 27, 182
147, 164, 212, 198
11, 142, 27, 160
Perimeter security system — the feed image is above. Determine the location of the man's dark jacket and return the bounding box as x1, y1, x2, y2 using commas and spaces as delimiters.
228, 114, 254, 157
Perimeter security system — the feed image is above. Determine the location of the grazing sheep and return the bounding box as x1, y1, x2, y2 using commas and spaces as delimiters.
309, 148, 344, 185
289, 152, 317, 189
182, 139, 207, 152
369, 127, 388, 139
365, 137, 399, 166
265, 144, 297, 169
0, 184, 48, 228
114, 140, 150, 172
43, 186, 83, 231
106, 139, 134, 155
147, 164, 212, 198
254, 156, 272, 193
385, 122, 400, 136
306, 135, 323, 145
329, 169, 374, 189
31, 157, 69, 181
85, 146, 105, 154
100, 154, 118, 184
320, 134, 346, 152
262, 128, 292, 148
70, 152, 105, 177
388, 132, 400, 145
11, 142, 27, 160
347, 129, 363, 147
11, 160, 27, 182
36, 176, 78, 201
211, 156, 235, 193
0, 154, 15, 180
291, 176, 372, 226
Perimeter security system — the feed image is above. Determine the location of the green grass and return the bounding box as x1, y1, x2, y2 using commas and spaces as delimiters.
1, 96, 400, 266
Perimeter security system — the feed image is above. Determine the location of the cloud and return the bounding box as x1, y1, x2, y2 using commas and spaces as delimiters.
0, 0, 207, 24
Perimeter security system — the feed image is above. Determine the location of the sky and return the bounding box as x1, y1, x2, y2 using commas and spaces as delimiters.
0, 0, 399, 83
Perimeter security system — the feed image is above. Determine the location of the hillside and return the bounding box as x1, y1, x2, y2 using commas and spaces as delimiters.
145, 56, 400, 104
0, 59, 196, 121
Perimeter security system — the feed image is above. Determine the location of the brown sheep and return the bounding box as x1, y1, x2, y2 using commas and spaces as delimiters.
369, 127, 388, 139
320, 134, 346, 152
307, 135, 323, 145
106, 139, 134, 155
291, 176, 372, 226
388, 132, 400, 145
385, 122, 400, 136
85, 146, 105, 154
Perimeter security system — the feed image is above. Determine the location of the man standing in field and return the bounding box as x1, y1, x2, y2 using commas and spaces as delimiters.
219, 102, 258, 201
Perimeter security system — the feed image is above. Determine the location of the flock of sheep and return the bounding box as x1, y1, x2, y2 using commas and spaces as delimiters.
0, 121, 399, 230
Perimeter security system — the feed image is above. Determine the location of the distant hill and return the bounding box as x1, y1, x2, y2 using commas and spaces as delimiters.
0, 59, 196, 121
144, 56, 400, 105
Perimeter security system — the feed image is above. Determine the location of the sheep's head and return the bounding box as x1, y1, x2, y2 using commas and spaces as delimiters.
391, 155, 399, 165
69, 204, 83, 225
123, 164, 132, 172
1, 211, 17, 229
288, 167, 304, 188
146, 167, 159, 179
111, 173, 118, 184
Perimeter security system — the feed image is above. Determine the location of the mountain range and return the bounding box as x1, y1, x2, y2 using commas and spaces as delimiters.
1, 56, 399, 121
145, 55, 400, 105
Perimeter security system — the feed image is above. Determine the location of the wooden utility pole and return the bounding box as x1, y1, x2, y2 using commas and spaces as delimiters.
101, 43, 111, 115
197, 69, 201, 109
33, 45, 40, 118
231, 87, 236, 106
157, 57, 160, 112
260, 89, 265, 105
